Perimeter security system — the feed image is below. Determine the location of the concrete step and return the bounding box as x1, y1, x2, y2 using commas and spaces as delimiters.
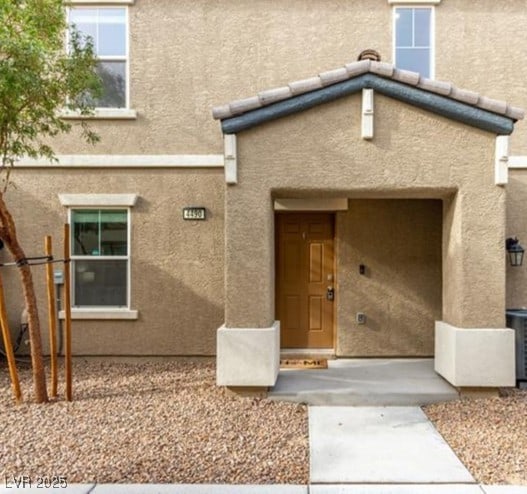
268, 358, 459, 406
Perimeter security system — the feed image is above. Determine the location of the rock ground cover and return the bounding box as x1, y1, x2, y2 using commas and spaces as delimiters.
424, 388, 527, 485
2, 358, 526, 486
0, 360, 308, 484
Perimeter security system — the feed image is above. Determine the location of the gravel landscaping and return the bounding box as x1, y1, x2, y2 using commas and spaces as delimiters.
3, 358, 526, 486
424, 388, 527, 485
0, 359, 309, 484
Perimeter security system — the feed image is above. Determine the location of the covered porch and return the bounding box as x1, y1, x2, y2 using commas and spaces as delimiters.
212, 57, 521, 391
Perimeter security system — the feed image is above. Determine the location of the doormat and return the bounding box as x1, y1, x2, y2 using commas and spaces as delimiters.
279, 358, 328, 369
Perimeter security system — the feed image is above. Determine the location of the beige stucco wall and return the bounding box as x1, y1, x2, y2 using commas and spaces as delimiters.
50, 0, 527, 156
54, 0, 392, 156
1, 168, 224, 355
436, 1, 527, 155
506, 169, 527, 309
336, 200, 442, 357
226, 93, 505, 344
4, 0, 523, 357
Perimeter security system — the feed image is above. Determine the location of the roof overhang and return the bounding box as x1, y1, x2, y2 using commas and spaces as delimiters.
220, 73, 515, 135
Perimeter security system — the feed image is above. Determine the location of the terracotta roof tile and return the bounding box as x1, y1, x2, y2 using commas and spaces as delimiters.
212, 104, 232, 120
506, 106, 525, 120
478, 96, 508, 116
345, 60, 371, 77
417, 77, 452, 96
370, 61, 394, 78
289, 76, 323, 95
319, 67, 349, 86
450, 87, 480, 106
258, 86, 292, 105
229, 96, 261, 116
213, 59, 524, 123
392, 68, 420, 86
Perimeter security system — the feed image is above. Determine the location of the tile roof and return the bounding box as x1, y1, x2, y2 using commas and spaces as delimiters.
212, 60, 525, 122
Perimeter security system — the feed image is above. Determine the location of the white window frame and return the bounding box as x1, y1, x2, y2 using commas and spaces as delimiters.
59, 194, 138, 320
66, 1, 135, 4
64, 3, 136, 119
388, 0, 440, 3
392, 5, 435, 79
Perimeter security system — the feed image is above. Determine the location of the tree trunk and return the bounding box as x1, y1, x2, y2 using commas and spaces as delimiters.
0, 192, 48, 403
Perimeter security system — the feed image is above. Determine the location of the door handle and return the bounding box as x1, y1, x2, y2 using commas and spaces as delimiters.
326, 286, 335, 301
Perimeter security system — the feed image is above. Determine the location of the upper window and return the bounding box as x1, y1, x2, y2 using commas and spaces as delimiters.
68, 7, 128, 109
394, 7, 434, 78
71, 209, 130, 308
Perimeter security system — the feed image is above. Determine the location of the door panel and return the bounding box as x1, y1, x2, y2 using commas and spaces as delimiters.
276, 213, 335, 348
309, 243, 323, 282
285, 295, 300, 330
309, 295, 323, 331
284, 241, 302, 282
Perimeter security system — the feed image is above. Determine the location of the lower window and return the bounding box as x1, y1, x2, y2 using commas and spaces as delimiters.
70, 208, 130, 308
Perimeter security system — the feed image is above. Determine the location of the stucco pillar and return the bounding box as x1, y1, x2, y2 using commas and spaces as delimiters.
442, 189, 506, 328
217, 184, 279, 387
437, 187, 515, 387
224, 186, 275, 328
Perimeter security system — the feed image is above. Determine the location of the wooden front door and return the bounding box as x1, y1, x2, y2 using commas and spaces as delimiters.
276, 213, 335, 348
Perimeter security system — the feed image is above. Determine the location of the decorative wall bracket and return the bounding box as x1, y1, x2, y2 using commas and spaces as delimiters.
495, 135, 509, 185
224, 134, 237, 184
362, 88, 374, 140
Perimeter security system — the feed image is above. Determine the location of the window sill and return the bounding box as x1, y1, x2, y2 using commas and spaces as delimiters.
66, 1, 135, 5
60, 109, 138, 120
59, 309, 138, 320
388, 0, 441, 3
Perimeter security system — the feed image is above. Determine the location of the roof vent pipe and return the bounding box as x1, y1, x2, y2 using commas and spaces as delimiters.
358, 49, 381, 62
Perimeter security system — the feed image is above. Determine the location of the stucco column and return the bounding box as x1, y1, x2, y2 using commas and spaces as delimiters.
437, 186, 514, 387
224, 186, 275, 328
442, 188, 506, 328
217, 183, 279, 387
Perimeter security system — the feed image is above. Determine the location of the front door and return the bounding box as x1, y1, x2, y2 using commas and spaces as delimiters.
276, 213, 335, 348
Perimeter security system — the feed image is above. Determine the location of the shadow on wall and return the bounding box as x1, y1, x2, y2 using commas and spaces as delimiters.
0, 187, 224, 357
67, 257, 224, 356
339, 272, 440, 354
0, 185, 64, 356
506, 174, 527, 308
336, 199, 442, 357
1, 241, 224, 358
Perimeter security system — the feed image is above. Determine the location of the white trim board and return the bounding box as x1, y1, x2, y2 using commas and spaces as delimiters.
66, 1, 135, 5
274, 198, 349, 211
224, 134, 238, 184
59, 309, 138, 320
59, 193, 138, 206
495, 136, 509, 185
16, 154, 224, 168
60, 109, 136, 124
509, 156, 527, 168
388, 0, 441, 3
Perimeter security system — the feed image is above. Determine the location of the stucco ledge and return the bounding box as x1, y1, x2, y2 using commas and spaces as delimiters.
217, 322, 280, 387
434, 321, 515, 387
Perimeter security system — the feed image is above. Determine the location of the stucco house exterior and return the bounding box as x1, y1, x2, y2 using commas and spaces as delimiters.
4, 0, 527, 392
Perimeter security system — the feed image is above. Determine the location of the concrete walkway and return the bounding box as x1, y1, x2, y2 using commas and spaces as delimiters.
269, 358, 459, 406
309, 406, 473, 484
